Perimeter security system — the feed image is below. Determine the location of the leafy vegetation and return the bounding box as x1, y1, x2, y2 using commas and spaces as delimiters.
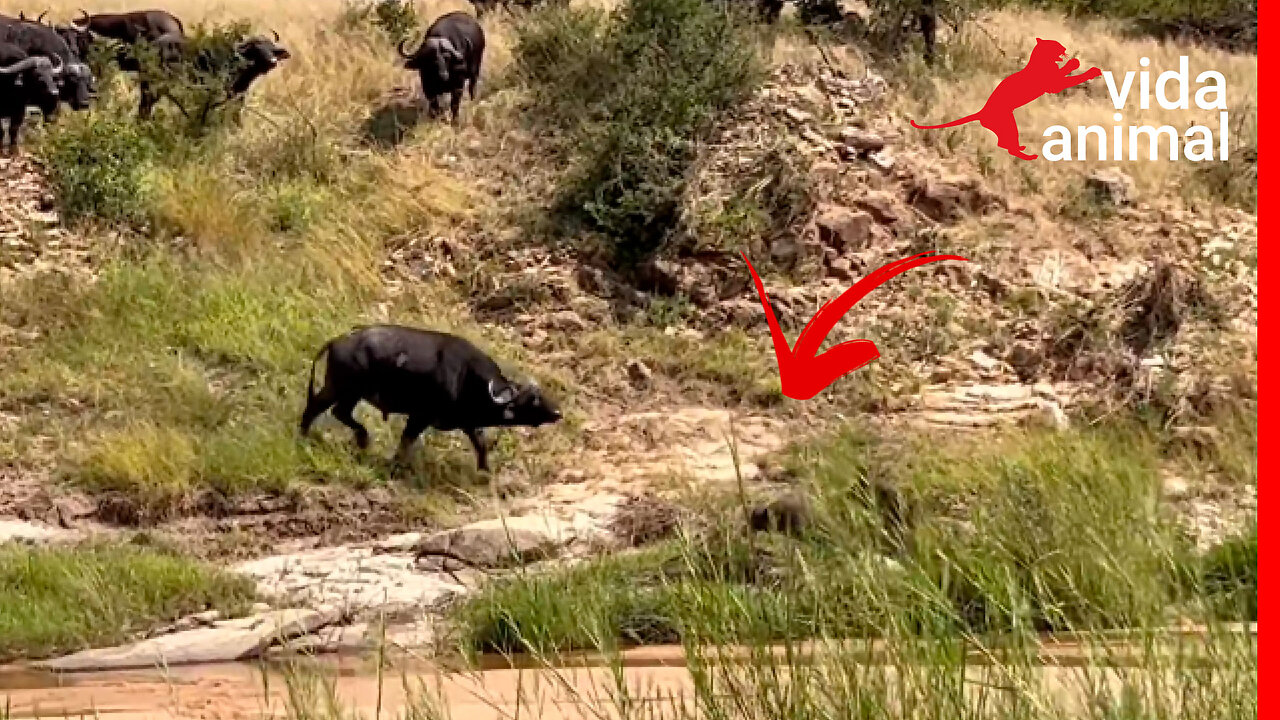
513, 0, 766, 261
453, 421, 1254, 654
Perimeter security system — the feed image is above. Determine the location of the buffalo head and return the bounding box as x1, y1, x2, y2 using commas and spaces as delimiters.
0, 54, 64, 118
489, 379, 562, 427
55, 24, 94, 60
398, 36, 464, 87
236, 30, 289, 70
57, 60, 95, 109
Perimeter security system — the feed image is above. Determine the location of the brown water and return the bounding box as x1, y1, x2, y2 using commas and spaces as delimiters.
0, 627, 1255, 719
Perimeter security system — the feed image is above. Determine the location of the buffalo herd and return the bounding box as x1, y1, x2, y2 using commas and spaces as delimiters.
0, 5, 491, 149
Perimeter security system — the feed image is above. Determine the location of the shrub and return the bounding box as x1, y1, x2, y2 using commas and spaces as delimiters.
513, 0, 765, 263
338, 0, 420, 44
132, 20, 259, 134
36, 109, 158, 226
1201, 527, 1257, 621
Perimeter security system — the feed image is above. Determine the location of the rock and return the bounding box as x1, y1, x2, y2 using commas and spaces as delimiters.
855, 192, 900, 225
1162, 474, 1193, 501
839, 127, 886, 154
1171, 426, 1222, 449
1005, 342, 1044, 380
39, 607, 342, 671
784, 107, 813, 124
908, 176, 1002, 222
826, 257, 855, 281
1086, 168, 1136, 206
969, 350, 1001, 372
575, 266, 612, 297
544, 310, 589, 333
815, 205, 875, 250
412, 515, 577, 570
1030, 398, 1070, 430
0, 519, 77, 545
272, 623, 370, 656
638, 258, 682, 295
867, 151, 895, 172
769, 235, 803, 266
626, 359, 654, 388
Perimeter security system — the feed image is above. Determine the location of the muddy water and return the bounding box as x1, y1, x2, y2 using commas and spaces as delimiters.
0, 628, 1255, 719
0, 653, 704, 719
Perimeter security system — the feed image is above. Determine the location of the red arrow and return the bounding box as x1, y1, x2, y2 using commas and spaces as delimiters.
742, 251, 968, 400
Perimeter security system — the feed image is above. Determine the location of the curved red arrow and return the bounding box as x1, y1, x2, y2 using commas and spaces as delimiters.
742, 251, 969, 400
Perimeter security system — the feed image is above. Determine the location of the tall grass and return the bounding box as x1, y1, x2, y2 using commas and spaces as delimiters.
453, 422, 1254, 655
0, 543, 255, 661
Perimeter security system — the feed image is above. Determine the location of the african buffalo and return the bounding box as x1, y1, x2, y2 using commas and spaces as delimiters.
300, 325, 562, 471
69, 8, 184, 43
0, 42, 62, 151
0, 14, 95, 109
228, 31, 289, 97
397, 11, 484, 124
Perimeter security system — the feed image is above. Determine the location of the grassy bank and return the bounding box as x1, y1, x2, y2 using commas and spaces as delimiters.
0, 543, 255, 661
451, 419, 1257, 655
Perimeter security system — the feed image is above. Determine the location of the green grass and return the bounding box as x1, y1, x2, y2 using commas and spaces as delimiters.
0, 543, 256, 661
451, 421, 1256, 656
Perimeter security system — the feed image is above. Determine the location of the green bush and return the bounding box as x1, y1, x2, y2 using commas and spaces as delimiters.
514, 0, 765, 262
1201, 526, 1257, 621
338, 0, 420, 44
36, 109, 158, 226
134, 21, 257, 134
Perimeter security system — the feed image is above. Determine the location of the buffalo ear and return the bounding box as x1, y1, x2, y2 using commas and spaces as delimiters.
488, 379, 518, 406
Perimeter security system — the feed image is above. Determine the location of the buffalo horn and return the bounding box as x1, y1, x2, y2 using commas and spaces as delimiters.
0, 57, 42, 75
396, 37, 417, 60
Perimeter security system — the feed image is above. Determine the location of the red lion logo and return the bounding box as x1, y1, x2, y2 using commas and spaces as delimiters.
910, 38, 1102, 160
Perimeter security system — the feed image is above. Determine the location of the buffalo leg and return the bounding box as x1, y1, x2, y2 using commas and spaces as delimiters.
449, 89, 462, 125
332, 398, 370, 450
299, 387, 336, 436
139, 80, 157, 119
5, 114, 20, 154
394, 414, 431, 464
464, 428, 489, 471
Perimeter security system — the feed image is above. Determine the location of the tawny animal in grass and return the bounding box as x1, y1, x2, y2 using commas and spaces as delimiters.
398, 11, 485, 124
909, 38, 1102, 160
301, 325, 562, 471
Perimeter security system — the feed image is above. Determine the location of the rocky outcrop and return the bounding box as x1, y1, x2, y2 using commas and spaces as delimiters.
37, 607, 343, 671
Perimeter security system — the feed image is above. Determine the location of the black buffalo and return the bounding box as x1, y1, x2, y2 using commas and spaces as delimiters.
123, 30, 288, 119
0, 42, 62, 151
0, 15, 95, 109
55, 10, 185, 118
397, 11, 484, 124
227, 31, 290, 97
300, 325, 562, 471
68, 8, 184, 43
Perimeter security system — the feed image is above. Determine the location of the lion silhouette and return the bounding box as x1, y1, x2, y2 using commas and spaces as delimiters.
910, 38, 1102, 160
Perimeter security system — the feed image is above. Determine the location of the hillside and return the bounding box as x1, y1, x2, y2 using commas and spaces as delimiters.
0, 0, 1257, 709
